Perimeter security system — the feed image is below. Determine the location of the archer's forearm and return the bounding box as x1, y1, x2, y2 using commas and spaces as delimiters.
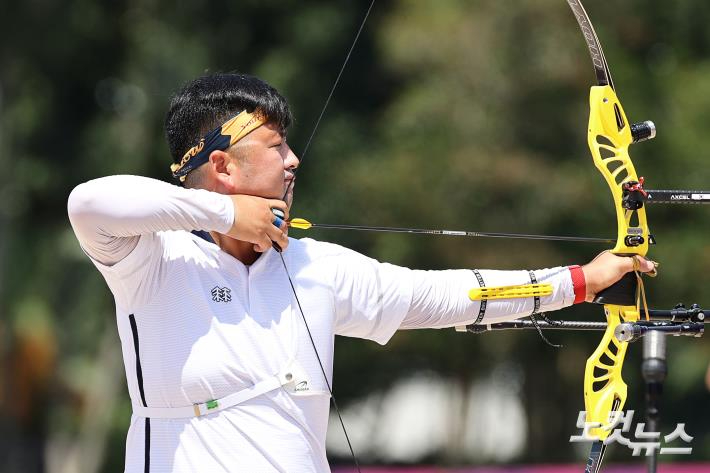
399, 266, 580, 329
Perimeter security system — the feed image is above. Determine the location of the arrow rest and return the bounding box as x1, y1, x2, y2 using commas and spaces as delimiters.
622, 178, 647, 211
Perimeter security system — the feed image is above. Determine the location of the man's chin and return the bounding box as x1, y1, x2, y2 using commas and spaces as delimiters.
283, 187, 295, 207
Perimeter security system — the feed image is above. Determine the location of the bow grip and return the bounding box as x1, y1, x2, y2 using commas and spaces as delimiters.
592, 272, 637, 306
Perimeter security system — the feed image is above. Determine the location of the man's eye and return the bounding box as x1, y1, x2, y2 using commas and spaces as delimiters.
271, 142, 283, 148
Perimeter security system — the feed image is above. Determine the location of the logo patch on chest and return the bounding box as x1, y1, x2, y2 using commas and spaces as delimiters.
211, 286, 232, 303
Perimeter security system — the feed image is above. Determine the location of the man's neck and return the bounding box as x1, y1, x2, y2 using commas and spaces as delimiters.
209, 232, 260, 265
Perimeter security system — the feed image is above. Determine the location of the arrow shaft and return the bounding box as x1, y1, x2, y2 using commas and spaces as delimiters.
292, 221, 614, 244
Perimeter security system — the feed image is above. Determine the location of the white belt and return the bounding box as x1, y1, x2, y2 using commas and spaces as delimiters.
133, 361, 309, 419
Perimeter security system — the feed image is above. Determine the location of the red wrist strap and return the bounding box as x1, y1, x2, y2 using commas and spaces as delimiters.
568, 265, 586, 304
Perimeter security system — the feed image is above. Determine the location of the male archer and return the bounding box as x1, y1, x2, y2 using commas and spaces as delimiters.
67, 72, 655, 472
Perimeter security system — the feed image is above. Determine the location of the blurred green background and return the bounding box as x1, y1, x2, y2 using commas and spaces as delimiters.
1, 0, 709, 471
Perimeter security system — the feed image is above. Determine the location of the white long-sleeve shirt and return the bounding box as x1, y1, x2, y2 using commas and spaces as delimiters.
67, 175, 577, 473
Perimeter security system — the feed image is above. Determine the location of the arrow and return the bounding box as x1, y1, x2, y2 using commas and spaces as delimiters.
288, 217, 614, 244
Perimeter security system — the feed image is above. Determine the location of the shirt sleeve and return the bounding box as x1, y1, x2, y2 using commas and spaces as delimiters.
399, 266, 576, 329
330, 246, 415, 345
328, 240, 576, 343
67, 175, 234, 310
67, 175, 234, 266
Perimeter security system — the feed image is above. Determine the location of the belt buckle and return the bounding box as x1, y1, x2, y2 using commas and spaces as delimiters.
193, 399, 219, 417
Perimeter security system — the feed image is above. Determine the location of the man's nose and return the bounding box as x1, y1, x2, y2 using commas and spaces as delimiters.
285, 146, 299, 170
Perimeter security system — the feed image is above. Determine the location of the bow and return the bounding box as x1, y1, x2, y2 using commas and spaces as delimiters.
280, 1, 642, 471
276, 1, 707, 472
566, 1, 655, 470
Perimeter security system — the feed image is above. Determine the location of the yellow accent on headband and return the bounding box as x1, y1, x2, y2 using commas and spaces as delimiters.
221, 110, 267, 146
170, 110, 267, 182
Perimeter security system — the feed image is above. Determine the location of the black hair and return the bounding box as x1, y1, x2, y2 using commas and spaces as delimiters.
164, 72, 292, 165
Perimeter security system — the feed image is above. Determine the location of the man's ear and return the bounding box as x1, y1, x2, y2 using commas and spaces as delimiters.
209, 150, 231, 175
207, 150, 237, 191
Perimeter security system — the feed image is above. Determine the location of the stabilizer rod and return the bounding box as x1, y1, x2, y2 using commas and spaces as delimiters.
456, 304, 706, 343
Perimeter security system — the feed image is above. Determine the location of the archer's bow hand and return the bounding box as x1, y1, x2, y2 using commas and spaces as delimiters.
226, 195, 289, 252
581, 251, 658, 303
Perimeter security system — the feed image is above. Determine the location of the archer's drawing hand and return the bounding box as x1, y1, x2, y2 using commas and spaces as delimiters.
227, 195, 289, 252
581, 251, 658, 302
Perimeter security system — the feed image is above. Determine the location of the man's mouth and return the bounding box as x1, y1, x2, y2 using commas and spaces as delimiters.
282, 176, 295, 201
